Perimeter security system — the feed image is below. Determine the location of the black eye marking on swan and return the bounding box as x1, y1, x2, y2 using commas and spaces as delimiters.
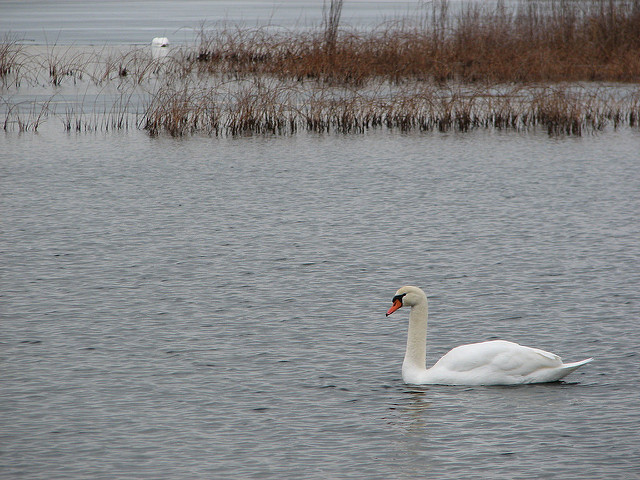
392, 293, 407, 303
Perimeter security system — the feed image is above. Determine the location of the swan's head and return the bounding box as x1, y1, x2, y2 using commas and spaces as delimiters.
386, 286, 427, 316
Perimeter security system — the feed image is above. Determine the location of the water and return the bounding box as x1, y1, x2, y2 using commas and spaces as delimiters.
2, 125, 640, 479
0, 0, 426, 45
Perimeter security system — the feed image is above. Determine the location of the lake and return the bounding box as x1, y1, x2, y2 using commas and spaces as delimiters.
2, 0, 640, 478
1, 0, 431, 45
2, 124, 639, 479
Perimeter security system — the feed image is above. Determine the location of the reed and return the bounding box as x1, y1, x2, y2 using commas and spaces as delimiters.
0, 34, 28, 87
40, 43, 93, 86
60, 88, 139, 132
2, 96, 52, 132
191, 0, 640, 84
322, 0, 344, 53
2, 1, 639, 87
139, 78, 640, 137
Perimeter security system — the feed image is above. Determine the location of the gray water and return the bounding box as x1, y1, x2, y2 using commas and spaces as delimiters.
2, 125, 640, 479
0, 0, 425, 45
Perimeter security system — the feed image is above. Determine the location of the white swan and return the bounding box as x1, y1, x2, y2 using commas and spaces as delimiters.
386, 286, 592, 385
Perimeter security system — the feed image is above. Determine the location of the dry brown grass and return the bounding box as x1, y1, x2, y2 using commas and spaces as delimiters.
193, 0, 640, 85
139, 80, 640, 137
3, 0, 639, 88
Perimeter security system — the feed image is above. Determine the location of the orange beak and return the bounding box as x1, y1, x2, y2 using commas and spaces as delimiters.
386, 298, 403, 316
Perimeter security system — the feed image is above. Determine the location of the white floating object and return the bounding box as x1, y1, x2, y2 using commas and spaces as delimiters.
152, 37, 169, 48
151, 37, 169, 59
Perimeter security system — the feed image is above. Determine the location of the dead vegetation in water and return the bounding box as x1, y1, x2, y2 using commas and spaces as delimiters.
0, 34, 29, 88
1, 95, 53, 132
140, 80, 640, 137
2, 0, 640, 135
190, 0, 640, 85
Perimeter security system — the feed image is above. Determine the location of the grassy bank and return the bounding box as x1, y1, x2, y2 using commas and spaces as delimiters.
2, 0, 640, 136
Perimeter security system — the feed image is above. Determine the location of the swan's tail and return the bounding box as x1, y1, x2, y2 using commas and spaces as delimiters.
558, 357, 593, 378
563, 357, 593, 369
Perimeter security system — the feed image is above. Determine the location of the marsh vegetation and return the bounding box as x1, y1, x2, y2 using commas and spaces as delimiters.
2, 0, 640, 135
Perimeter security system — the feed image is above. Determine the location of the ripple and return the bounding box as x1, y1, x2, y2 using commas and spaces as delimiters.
2, 128, 639, 480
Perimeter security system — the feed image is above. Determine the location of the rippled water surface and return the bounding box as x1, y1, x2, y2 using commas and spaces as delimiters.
2, 127, 640, 479
1, 0, 425, 45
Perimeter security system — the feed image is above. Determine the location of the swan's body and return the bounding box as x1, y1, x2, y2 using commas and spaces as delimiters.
386, 286, 592, 385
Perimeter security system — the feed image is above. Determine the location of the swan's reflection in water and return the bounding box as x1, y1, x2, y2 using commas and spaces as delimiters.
383, 386, 439, 478
389, 386, 433, 435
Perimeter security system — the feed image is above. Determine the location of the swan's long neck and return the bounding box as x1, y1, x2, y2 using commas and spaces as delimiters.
403, 301, 428, 372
